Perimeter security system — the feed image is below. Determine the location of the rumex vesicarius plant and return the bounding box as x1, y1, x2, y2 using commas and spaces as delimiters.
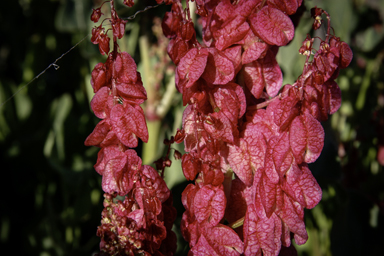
87, 1, 176, 255
86, 0, 352, 255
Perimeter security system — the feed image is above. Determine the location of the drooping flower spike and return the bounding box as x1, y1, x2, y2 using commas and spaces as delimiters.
86, 1, 176, 255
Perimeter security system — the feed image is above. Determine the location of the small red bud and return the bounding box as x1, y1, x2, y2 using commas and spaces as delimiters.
174, 150, 182, 160
91, 25, 103, 44
174, 129, 185, 143
299, 35, 314, 56
154, 158, 164, 171
98, 33, 110, 55
91, 8, 102, 23
340, 42, 353, 69
165, 159, 172, 167
123, 0, 135, 7
311, 7, 323, 19
311, 7, 323, 30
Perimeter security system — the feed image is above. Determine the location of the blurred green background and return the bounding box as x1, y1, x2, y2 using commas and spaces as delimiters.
0, 0, 383, 255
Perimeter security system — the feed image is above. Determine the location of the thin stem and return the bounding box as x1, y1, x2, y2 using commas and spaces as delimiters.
192, 102, 201, 159
322, 10, 331, 43
100, 18, 112, 26
302, 53, 311, 75
248, 91, 285, 111
223, 170, 233, 207
156, 74, 176, 118
208, 92, 220, 112
0, 35, 89, 108
229, 217, 245, 229
98, 0, 110, 8
261, 0, 267, 8
122, 4, 163, 21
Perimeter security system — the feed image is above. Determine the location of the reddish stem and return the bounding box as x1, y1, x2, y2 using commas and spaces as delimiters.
322, 9, 331, 43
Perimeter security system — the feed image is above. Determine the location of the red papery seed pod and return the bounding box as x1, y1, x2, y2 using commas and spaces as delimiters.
174, 128, 186, 143
91, 25, 104, 44
174, 150, 182, 160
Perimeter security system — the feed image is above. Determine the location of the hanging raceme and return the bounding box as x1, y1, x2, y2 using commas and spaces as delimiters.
86, 1, 176, 255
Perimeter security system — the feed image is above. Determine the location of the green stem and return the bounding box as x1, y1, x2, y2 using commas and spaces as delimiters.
356, 60, 374, 110
140, 35, 161, 165
143, 120, 161, 165
139, 36, 155, 104
229, 216, 245, 229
